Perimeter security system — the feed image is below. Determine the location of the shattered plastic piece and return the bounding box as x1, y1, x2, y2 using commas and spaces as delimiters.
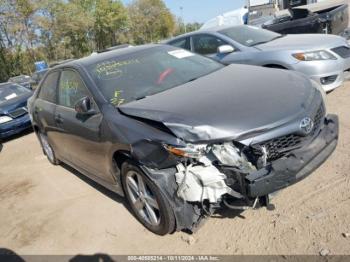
175, 159, 243, 203
319, 248, 330, 257
212, 142, 256, 171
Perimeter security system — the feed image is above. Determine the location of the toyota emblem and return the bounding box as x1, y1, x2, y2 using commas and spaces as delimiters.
300, 117, 314, 135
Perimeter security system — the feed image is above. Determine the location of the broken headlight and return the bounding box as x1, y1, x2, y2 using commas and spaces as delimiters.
165, 144, 208, 159
292, 50, 337, 61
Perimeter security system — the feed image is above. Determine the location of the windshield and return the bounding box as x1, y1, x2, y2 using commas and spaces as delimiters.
219, 25, 282, 47
0, 83, 31, 105
87, 46, 224, 106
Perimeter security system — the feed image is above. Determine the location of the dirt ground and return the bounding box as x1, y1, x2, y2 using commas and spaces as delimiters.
0, 81, 350, 256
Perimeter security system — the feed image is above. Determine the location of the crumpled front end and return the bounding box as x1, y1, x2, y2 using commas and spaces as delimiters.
134, 113, 338, 232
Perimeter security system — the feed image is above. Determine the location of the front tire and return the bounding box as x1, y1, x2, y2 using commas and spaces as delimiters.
121, 161, 175, 235
38, 131, 60, 165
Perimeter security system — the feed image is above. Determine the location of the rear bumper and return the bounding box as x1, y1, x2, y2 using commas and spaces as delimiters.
0, 114, 32, 139
245, 114, 339, 197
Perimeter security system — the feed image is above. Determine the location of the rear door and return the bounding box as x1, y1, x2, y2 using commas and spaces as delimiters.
33, 71, 61, 155
54, 69, 112, 182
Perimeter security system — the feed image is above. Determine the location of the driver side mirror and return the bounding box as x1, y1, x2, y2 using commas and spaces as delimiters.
74, 96, 96, 115
218, 45, 235, 54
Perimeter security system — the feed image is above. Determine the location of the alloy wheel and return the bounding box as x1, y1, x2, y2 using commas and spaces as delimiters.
125, 170, 161, 226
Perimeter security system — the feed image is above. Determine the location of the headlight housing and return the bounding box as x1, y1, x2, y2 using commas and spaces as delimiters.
0, 116, 13, 124
165, 144, 208, 159
292, 50, 337, 61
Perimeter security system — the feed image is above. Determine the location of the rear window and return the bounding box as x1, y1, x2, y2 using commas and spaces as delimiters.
38, 72, 60, 103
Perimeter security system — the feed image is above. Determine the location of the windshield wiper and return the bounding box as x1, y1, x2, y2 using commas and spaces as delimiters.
135, 96, 146, 100
271, 35, 285, 41
250, 41, 269, 46
251, 35, 285, 47
185, 77, 199, 84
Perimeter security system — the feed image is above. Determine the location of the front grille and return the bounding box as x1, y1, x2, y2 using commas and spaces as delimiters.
8, 107, 28, 119
310, 103, 324, 137
331, 46, 350, 58
256, 104, 325, 161
260, 134, 303, 161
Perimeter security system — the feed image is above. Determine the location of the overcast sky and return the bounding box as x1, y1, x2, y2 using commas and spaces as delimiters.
121, 0, 246, 23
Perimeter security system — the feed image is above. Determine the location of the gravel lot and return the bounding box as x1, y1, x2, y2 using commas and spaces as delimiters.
0, 81, 350, 256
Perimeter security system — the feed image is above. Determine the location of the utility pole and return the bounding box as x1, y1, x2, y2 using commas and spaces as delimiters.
180, 6, 186, 33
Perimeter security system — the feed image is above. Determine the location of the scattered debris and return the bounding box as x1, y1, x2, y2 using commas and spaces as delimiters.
342, 233, 350, 238
319, 248, 330, 256
105, 230, 118, 238
181, 235, 196, 245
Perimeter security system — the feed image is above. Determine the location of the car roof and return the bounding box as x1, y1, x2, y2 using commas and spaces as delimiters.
56, 44, 160, 69
9, 75, 30, 79
0, 82, 9, 87
0, 82, 16, 88
165, 25, 245, 42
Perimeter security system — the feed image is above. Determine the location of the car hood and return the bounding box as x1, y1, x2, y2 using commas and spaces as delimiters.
0, 92, 32, 114
119, 65, 316, 143
255, 34, 346, 51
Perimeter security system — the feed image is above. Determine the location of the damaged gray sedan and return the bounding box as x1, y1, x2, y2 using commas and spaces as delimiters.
28, 44, 339, 235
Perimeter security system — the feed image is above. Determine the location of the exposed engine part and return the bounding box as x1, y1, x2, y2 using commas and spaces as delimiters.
211, 142, 257, 171
175, 157, 243, 203
223, 198, 250, 210
223, 196, 272, 211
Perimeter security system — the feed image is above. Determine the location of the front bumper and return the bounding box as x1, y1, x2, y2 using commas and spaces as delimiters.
244, 114, 338, 197
0, 114, 32, 139
290, 58, 350, 92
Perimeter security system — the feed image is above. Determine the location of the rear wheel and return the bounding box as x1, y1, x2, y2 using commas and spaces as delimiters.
38, 132, 59, 165
121, 161, 175, 235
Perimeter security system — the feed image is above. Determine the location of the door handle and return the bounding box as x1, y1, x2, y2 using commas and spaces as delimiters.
55, 114, 64, 124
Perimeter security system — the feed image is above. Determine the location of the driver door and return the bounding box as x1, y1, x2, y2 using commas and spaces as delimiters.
54, 69, 112, 183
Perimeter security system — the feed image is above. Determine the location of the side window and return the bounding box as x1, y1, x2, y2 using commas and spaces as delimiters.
58, 70, 90, 108
170, 37, 191, 50
38, 72, 59, 103
193, 35, 228, 55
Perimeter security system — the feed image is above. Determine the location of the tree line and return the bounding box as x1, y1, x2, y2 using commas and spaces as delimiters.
0, 0, 202, 82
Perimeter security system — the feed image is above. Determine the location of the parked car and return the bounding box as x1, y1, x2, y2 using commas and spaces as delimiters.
28, 45, 338, 235
31, 69, 48, 87
8, 75, 32, 90
165, 25, 350, 92
251, 2, 349, 37
0, 82, 33, 139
